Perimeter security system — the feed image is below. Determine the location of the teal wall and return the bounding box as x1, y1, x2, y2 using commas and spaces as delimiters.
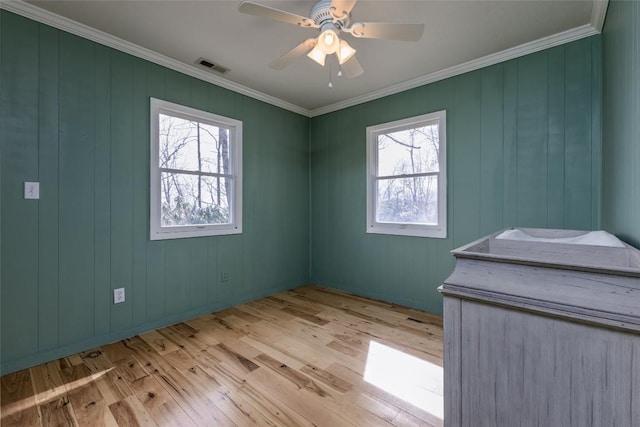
0, 11, 310, 374
602, 0, 640, 246
310, 37, 602, 314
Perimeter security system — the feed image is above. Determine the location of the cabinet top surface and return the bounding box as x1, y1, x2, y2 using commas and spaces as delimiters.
452, 228, 640, 277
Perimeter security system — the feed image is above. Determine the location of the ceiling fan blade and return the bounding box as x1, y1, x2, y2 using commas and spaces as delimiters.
270, 38, 317, 70
348, 22, 425, 41
239, 1, 317, 28
331, 0, 358, 19
341, 56, 364, 79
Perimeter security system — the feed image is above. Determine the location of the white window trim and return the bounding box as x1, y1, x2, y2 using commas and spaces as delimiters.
366, 110, 447, 239
150, 97, 242, 240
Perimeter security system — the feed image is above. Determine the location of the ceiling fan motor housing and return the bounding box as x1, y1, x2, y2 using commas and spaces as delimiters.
311, 0, 349, 29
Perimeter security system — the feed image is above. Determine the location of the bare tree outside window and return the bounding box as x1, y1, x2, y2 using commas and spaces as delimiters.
158, 114, 232, 227
376, 124, 440, 224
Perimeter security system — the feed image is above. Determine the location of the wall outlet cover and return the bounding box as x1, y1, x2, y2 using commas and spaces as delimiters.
113, 288, 125, 304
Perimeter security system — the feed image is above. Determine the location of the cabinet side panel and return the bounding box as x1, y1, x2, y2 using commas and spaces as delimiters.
443, 297, 461, 427
460, 301, 637, 427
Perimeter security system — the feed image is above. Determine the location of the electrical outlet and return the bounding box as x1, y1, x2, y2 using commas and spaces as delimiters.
221, 271, 229, 282
113, 287, 125, 304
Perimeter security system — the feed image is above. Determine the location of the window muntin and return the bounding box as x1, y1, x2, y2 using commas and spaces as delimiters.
150, 98, 242, 240
366, 111, 446, 238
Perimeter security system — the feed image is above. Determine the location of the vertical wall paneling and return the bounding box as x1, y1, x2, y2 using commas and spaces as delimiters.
516, 52, 548, 228
189, 239, 209, 308
216, 235, 243, 307
164, 240, 190, 315
602, 0, 640, 246
479, 65, 504, 236
242, 100, 265, 295
452, 72, 482, 247
0, 10, 309, 374
131, 58, 148, 325
93, 43, 111, 337
564, 39, 593, 230
309, 115, 329, 282
546, 46, 566, 229
58, 32, 96, 345
1, 13, 40, 360
502, 60, 518, 228
310, 37, 601, 314
590, 36, 602, 229
109, 50, 134, 332
37, 24, 60, 351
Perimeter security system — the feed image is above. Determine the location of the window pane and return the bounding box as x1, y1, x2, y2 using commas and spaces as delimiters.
161, 172, 231, 226
159, 114, 198, 170
159, 114, 230, 174
199, 123, 230, 174
377, 124, 440, 177
376, 175, 438, 224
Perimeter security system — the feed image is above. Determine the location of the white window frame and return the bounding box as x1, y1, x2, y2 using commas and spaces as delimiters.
366, 110, 447, 238
150, 97, 242, 240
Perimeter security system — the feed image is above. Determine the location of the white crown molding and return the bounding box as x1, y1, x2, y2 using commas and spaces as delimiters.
0, 0, 311, 117
2, 0, 608, 119
591, 0, 609, 32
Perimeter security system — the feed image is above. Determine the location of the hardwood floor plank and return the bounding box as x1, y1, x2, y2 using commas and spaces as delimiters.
30, 361, 67, 404
138, 330, 180, 356
300, 364, 353, 393
225, 384, 315, 427
39, 396, 78, 427
209, 389, 278, 427
65, 364, 118, 427
281, 307, 330, 326
79, 349, 134, 403
347, 390, 401, 424
1, 285, 443, 427
1, 369, 40, 427
254, 354, 330, 398
246, 366, 354, 426
208, 343, 260, 374
220, 307, 263, 323
129, 375, 170, 411
238, 335, 306, 370
108, 396, 157, 427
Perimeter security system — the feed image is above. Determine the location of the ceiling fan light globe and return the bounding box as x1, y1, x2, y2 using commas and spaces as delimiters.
318, 29, 340, 54
307, 46, 327, 66
337, 39, 356, 65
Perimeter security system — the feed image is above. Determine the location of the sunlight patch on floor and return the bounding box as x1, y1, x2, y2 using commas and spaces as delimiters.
0, 368, 112, 420
364, 341, 443, 419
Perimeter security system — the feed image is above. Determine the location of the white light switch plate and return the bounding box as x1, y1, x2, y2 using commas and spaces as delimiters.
24, 182, 40, 199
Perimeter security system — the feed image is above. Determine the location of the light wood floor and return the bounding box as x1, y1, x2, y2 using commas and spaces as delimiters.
1, 285, 443, 427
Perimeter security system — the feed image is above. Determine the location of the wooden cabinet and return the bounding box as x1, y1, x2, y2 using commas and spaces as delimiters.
440, 228, 640, 427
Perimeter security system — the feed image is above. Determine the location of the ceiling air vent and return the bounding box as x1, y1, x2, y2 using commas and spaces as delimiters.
195, 57, 230, 74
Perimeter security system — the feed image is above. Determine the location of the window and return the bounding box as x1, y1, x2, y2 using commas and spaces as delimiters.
150, 98, 242, 240
366, 111, 447, 238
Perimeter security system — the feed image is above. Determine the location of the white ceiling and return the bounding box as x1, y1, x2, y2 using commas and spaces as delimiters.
11, 1, 605, 115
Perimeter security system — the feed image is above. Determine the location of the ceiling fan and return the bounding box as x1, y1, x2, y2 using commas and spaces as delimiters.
238, 0, 425, 79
